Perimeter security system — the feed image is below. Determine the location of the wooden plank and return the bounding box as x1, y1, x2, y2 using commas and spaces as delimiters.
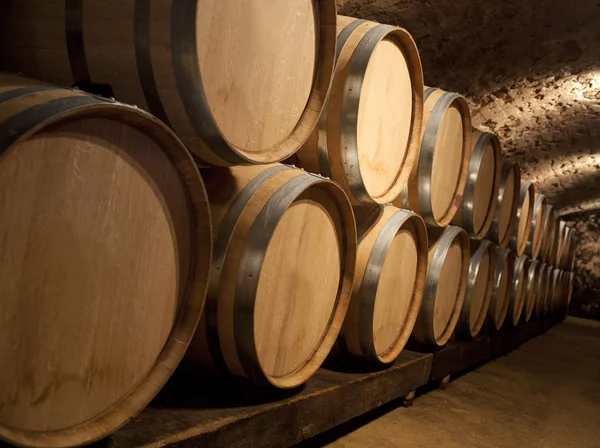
108, 351, 433, 448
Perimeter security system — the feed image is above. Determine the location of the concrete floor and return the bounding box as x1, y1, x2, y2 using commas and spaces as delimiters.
325, 317, 600, 448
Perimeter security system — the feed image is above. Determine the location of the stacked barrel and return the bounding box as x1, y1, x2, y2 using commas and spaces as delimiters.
0, 4, 577, 447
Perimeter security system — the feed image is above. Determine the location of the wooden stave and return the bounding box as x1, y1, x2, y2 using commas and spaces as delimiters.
457, 239, 496, 339
509, 181, 535, 256
0, 1, 337, 166
489, 162, 520, 248
452, 130, 501, 239
527, 193, 547, 260
186, 164, 357, 389
401, 87, 472, 227
297, 16, 424, 205
0, 74, 213, 448
339, 206, 428, 363
412, 226, 470, 347
508, 255, 528, 325
521, 259, 540, 323
488, 247, 516, 330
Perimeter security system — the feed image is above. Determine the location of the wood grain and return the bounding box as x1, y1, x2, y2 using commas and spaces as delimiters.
0, 75, 212, 448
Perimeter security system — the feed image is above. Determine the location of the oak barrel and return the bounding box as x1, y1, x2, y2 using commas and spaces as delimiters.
534, 263, 549, 319
489, 162, 520, 248
457, 239, 496, 339
297, 15, 424, 205
542, 264, 554, 315
550, 269, 563, 314
0, 0, 337, 166
452, 130, 501, 238
338, 206, 427, 363
508, 255, 528, 325
567, 272, 575, 308
185, 164, 356, 388
510, 181, 535, 256
0, 75, 212, 448
558, 225, 573, 269
488, 247, 516, 330
398, 87, 472, 226
521, 259, 540, 323
412, 226, 470, 347
540, 205, 558, 263
527, 193, 547, 260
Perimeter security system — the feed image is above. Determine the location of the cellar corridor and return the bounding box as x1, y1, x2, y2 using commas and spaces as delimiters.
303, 317, 600, 448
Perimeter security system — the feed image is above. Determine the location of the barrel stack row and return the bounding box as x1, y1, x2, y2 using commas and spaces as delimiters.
0, 4, 577, 448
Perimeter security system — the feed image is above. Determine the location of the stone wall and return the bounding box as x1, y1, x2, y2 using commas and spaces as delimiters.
338, 0, 600, 319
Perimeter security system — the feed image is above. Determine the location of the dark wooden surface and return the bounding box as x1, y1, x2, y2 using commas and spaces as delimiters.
108, 351, 432, 448
16, 315, 559, 448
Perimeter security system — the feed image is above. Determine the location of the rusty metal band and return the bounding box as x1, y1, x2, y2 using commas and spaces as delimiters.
316, 19, 366, 178
509, 255, 528, 325
341, 24, 397, 204
0, 85, 60, 105
488, 247, 514, 330
461, 132, 498, 237
0, 95, 105, 154
420, 226, 467, 345
233, 174, 345, 384
171, 0, 247, 165
417, 92, 461, 224
65, 0, 91, 84
358, 210, 418, 360
134, 0, 171, 126
204, 165, 289, 372
510, 181, 534, 254
527, 193, 546, 259
458, 239, 493, 338
523, 259, 539, 322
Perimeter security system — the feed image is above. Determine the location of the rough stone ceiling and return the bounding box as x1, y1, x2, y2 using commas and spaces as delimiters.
337, 0, 600, 215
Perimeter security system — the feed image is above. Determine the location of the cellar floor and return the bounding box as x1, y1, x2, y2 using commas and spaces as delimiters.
310, 317, 600, 448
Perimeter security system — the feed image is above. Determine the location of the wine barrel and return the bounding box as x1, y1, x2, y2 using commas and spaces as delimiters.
412, 226, 470, 347
554, 221, 570, 268
338, 206, 427, 363
567, 272, 575, 308
489, 162, 520, 248
0, 0, 337, 166
185, 164, 356, 388
507, 255, 528, 325
550, 269, 564, 314
534, 263, 548, 319
457, 239, 496, 339
488, 248, 516, 330
540, 205, 558, 263
452, 130, 501, 238
398, 87, 472, 226
527, 193, 547, 260
297, 16, 424, 205
568, 236, 578, 271
558, 225, 573, 269
510, 181, 535, 256
542, 264, 554, 315
521, 259, 540, 323
0, 75, 212, 448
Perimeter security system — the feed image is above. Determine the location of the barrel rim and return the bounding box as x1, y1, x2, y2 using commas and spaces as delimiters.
340, 23, 424, 204
510, 181, 535, 256
490, 162, 520, 248
357, 209, 427, 363
522, 259, 540, 322
414, 90, 472, 226
233, 172, 356, 388
458, 130, 501, 238
489, 247, 515, 330
171, 0, 337, 165
0, 78, 212, 448
458, 239, 496, 339
420, 226, 470, 346
509, 255, 528, 325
